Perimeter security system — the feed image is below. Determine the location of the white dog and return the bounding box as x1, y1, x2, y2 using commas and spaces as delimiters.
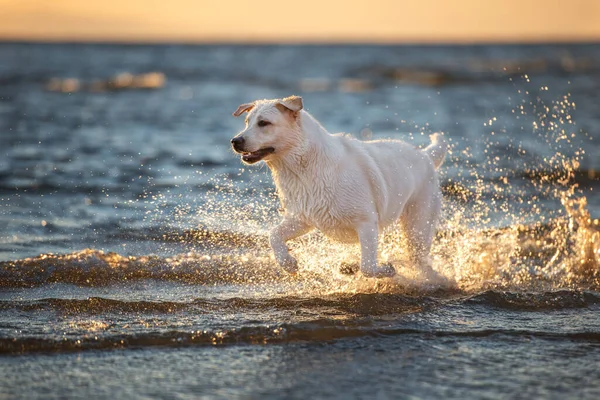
231, 96, 447, 278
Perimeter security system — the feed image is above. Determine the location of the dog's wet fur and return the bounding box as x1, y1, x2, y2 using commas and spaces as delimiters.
231, 96, 448, 278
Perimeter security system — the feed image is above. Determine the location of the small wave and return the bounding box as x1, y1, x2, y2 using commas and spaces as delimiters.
349, 57, 600, 87
3, 290, 596, 317
3, 324, 600, 355
45, 72, 166, 93
0, 249, 280, 288
466, 290, 600, 310
0, 293, 440, 316
0, 297, 192, 314
441, 168, 600, 203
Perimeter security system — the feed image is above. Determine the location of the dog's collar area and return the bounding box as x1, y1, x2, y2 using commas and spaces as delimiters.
241, 147, 275, 163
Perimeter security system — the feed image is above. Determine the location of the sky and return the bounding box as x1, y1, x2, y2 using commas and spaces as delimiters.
1, 0, 599, 43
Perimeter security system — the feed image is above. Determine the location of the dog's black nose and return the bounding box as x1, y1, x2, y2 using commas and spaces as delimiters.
231, 136, 245, 151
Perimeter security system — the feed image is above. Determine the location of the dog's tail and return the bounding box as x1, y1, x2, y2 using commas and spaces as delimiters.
423, 133, 448, 170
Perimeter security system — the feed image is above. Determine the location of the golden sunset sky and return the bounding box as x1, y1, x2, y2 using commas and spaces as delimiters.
1, 0, 599, 43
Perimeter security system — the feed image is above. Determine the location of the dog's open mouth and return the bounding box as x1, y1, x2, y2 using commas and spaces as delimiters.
241, 147, 275, 163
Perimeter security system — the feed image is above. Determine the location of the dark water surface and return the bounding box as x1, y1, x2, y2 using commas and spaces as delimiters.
1, 42, 600, 399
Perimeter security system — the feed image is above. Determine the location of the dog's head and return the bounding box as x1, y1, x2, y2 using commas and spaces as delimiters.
230, 95, 303, 164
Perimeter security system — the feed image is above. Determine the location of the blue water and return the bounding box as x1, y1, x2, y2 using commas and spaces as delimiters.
0, 42, 599, 399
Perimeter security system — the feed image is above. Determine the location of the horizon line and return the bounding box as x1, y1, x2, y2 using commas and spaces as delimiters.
1, 36, 600, 46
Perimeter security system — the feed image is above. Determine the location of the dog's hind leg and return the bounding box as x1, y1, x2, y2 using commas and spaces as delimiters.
270, 218, 312, 274
400, 187, 442, 275
357, 221, 396, 278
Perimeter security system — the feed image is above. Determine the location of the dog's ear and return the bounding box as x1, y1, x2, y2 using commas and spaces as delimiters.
232, 102, 255, 117
277, 95, 303, 114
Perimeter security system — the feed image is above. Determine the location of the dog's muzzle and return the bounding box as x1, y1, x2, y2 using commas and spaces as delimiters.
231, 136, 274, 163
231, 136, 245, 152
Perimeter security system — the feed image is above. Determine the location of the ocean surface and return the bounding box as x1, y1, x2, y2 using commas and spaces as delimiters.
0, 42, 599, 399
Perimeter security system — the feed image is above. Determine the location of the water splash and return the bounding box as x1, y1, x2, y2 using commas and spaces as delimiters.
430, 82, 598, 291
3, 82, 598, 294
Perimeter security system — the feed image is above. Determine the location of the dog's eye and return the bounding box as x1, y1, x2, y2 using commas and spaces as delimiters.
257, 120, 271, 127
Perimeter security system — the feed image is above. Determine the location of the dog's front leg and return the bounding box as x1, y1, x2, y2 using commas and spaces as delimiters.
357, 222, 396, 278
270, 218, 312, 274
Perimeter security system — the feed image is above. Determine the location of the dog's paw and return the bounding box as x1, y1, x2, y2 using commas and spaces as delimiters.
361, 264, 397, 278
339, 262, 360, 275
279, 255, 299, 275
